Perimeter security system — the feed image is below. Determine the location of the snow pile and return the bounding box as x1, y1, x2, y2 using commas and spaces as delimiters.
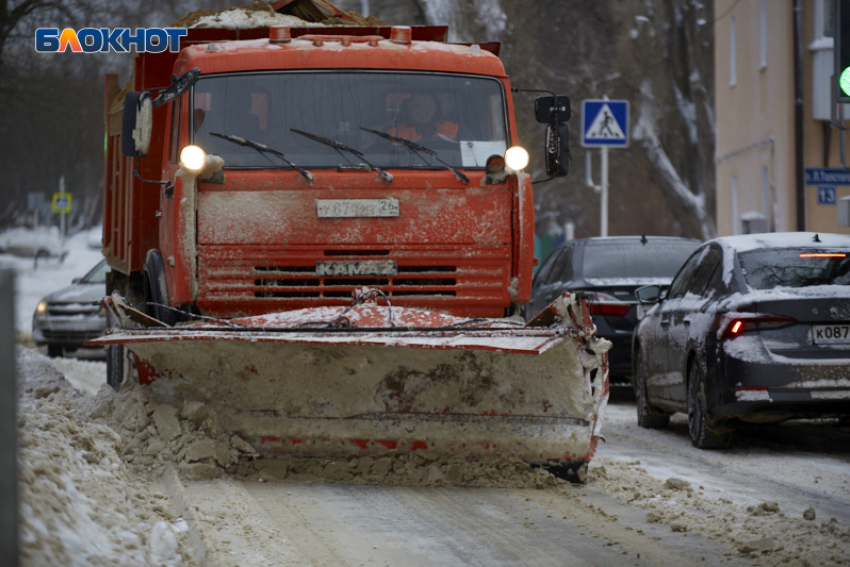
16, 347, 193, 567
235, 452, 565, 489
92, 374, 565, 489
172, 0, 385, 30
590, 457, 850, 566
186, 7, 323, 31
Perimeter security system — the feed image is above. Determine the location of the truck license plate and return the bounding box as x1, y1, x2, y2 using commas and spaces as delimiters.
316, 261, 397, 277
812, 324, 850, 344
316, 199, 399, 218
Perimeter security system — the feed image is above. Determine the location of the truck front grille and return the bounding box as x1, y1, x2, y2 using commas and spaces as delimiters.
198, 246, 509, 308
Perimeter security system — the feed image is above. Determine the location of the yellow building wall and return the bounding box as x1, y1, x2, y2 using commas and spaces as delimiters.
715, 0, 850, 237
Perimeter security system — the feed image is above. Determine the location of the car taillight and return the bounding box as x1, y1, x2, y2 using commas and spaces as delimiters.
586, 293, 632, 317
720, 313, 797, 339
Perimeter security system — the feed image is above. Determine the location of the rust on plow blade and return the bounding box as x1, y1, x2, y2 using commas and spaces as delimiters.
91, 290, 611, 477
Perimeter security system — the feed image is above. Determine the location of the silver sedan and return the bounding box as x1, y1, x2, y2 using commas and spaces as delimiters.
32, 259, 108, 357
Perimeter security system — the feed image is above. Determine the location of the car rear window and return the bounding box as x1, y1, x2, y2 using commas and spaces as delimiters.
582, 241, 699, 279
738, 249, 850, 289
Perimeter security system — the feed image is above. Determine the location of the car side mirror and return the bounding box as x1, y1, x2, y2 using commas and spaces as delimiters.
636, 285, 662, 304
72, 277, 81, 284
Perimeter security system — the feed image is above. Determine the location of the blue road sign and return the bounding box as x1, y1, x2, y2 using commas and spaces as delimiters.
805, 167, 850, 185
582, 100, 629, 148
817, 186, 837, 205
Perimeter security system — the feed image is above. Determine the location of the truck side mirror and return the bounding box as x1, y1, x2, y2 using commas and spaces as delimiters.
153, 68, 200, 109
534, 95, 571, 123
535, 95, 571, 178
544, 123, 570, 177
121, 91, 153, 157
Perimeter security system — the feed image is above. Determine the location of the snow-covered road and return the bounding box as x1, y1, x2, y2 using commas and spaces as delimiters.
6, 233, 850, 566
15, 350, 850, 566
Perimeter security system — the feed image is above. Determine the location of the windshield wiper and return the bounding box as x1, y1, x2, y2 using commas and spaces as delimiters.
289, 128, 392, 183
209, 133, 314, 183
359, 127, 469, 185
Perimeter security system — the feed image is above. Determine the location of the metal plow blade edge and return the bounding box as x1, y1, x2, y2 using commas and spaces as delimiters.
90, 291, 611, 479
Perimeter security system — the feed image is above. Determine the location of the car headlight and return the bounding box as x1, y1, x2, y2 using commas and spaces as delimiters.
179, 145, 207, 174
504, 146, 529, 171
35, 301, 47, 316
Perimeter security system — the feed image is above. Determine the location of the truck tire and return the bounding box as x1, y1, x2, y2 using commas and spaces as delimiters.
47, 344, 63, 358
144, 250, 178, 326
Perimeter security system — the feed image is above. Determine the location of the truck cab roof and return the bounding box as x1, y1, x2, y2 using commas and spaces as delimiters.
174, 34, 507, 78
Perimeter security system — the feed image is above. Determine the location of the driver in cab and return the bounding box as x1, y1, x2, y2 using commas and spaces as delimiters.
389, 94, 458, 141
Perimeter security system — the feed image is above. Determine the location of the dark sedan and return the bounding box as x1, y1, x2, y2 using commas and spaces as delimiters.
632, 232, 850, 449
525, 236, 700, 382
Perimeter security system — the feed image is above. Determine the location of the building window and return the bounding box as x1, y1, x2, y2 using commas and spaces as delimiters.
732, 175, 739, 235
730, 15, 737, 86
759, 0, 767, 69
815, 0, 834, 40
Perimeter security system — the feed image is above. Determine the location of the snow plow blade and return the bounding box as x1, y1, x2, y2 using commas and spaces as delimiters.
91, 290, 610, 477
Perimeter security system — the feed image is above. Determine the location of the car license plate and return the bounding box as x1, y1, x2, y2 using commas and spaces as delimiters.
812, 324, 850, 344
316, 261, 397, 277
316, 199, 399, 218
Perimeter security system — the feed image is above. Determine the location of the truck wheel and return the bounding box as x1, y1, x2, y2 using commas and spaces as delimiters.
634, 349, 670, 429
144, 250, 178, 326
687, 362, 732, 449
47, 344, 63, 358
106, 344, 124, 391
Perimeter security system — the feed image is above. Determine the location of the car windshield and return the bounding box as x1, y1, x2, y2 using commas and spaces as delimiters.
80, 260, 109, 284
582, 241, 699, 279
738, 249, 850, 289
192, 72, 508, 169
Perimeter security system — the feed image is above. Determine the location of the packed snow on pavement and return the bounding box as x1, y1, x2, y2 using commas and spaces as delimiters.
5, 232, 850, 565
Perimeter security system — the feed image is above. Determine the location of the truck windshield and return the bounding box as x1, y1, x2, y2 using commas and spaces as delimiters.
192, 72, 508, 170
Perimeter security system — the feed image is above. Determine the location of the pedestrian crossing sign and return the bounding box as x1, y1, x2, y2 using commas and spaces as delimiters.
52, 192, 72, 214
581, 99, 629, 148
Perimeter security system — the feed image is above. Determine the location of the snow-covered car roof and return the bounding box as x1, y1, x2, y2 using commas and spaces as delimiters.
709, 232, 850, 253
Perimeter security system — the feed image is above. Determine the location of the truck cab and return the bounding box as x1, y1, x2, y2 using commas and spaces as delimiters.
104, 25, 568, 323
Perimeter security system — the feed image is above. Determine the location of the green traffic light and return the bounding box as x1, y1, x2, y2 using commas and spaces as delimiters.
841, 66, 850, 97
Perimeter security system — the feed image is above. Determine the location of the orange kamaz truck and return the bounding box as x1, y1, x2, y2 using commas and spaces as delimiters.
96, 2, 608, 481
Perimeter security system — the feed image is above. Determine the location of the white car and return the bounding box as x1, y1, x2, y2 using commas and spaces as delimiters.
0, 227, 68, 260
86, 225, 103, 250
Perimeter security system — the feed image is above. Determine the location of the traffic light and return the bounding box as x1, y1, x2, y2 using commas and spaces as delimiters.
837, 0, 850, 102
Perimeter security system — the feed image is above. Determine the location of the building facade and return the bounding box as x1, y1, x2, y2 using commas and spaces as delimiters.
715, 0, 850, 236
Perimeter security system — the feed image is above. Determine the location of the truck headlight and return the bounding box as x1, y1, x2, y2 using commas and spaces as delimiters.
179, 145, 207, 173
505, 146, 529, 171
36, 301, 47, 316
